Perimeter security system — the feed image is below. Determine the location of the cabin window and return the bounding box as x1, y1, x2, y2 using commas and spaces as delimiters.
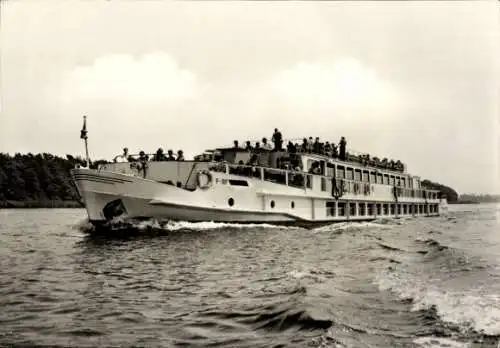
396, 177, 401, 186
363, 171, 370, 182
390, 204, 396, 215
326, 201, 336, 217
383, 174, 389, 185
354, 169, 361, 181
367, 204, 374, 216
383, 204, 389, 215
338, 202, 346, 216
402, 178, 406, 187
435, 204, 439, 213
389, 176, 395, 186
291, 201, 295, 209
346, 168, 354, 180
359, 203, 366, 216
397, 204, 401, 215
270, 200, 275, 208
229, 179, 249, 187
228, 198, 234, 207
349, 203, 357, 216
376, 204, 382, 215
370, 172, 376, 183
337, 166, 345, 179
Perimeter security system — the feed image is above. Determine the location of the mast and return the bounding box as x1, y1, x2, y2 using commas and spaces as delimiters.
80, 115, 90, 168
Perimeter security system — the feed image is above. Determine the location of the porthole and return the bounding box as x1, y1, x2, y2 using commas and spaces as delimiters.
270, 200, 275, 208
228, 198, 234, 207
291, 201, 295, 209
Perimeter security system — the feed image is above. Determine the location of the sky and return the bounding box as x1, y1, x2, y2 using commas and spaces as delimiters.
1, 1, 499, 194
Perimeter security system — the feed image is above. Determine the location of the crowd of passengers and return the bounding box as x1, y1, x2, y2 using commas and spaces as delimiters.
232, 128, 405, 173
113, 147, 185, 163
112, 128, 405, 173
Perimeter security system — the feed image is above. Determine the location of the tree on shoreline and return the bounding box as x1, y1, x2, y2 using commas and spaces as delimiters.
0, 152, 107, 205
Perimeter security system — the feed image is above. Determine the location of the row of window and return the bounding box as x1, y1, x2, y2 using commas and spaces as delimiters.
326, 202, 439, 217
336, 166, 417, 189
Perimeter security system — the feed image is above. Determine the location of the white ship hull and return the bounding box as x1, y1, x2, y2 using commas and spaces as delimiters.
71, 159, 443, 231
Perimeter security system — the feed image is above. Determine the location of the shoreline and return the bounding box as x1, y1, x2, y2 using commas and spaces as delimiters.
0, 200, 84, 209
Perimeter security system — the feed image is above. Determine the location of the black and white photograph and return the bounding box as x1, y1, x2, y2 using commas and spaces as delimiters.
0, 0, 499, 347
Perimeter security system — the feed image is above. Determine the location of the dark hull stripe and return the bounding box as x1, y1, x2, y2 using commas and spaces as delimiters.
73, 174, 131, 183
73, 174, 133, 184
74, 178, 117, 185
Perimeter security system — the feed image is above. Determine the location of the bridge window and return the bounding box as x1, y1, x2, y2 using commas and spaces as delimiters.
377, 173, 383, 184
337, 166, 345, 179
363, 171, 370, 182
306, 175, 312, 189
321, 177, 327, 191
346, 168, 354, 180
354, 169, 361, 181
370, 172, 376, 183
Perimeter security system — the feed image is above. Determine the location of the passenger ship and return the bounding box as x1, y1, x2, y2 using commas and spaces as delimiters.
71, 142, 446, 229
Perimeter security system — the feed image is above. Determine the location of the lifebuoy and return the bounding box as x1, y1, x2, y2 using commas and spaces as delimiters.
197, 170, 213, 189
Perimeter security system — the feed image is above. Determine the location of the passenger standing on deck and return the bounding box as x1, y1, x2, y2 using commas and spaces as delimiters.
114, 147, 129, 162
339, 136, 347, 160
245, 141, 253, 151
177, 150, 185, 161
262, 138, 273, 151
272, 128, 283, 151
166, 150, 176, 161
307, 137, 314, 153
138, 150, 149, 178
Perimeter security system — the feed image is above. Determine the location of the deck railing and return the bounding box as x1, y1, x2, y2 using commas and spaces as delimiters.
208, 162, 439, 199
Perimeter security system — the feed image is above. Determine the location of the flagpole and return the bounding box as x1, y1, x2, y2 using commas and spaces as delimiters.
81, 115, 90, 168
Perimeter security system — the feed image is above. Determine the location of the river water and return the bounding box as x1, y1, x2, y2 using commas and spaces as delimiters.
0, 204, 499, 347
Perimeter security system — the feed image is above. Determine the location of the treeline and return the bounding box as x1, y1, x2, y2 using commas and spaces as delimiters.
458, 194, 500, 204
421, 179, 458, 203
0, 153, 107, 208
0, 152, 462, 207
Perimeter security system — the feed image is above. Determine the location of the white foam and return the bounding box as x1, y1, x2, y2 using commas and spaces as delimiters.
413, 336, 470, 348
133, 219, 300, 231
377, 270, 500, 336
312, 221, 386, 233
